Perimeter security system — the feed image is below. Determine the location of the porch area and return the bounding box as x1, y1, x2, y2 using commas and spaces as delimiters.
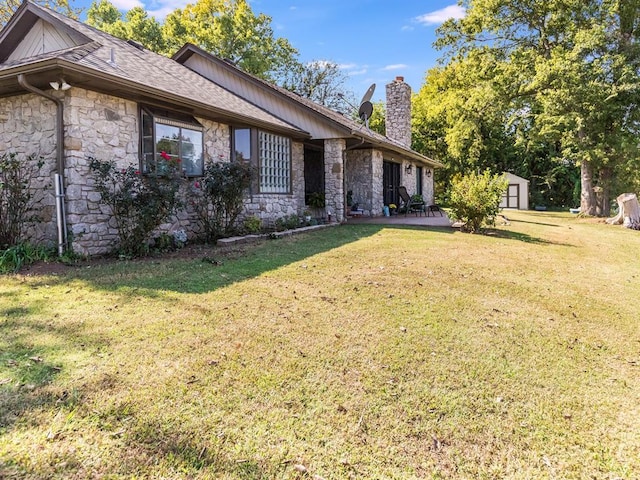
343, 210, 452, 227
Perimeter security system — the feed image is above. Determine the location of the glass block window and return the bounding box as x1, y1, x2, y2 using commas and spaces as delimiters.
259, 131, 291, 193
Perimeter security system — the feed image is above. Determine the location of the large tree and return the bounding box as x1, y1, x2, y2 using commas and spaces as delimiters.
161, 0, 298, 81
280, 60, 352, 111
430, 0, 640, 215
1, 0, 79, 26
87, 0, 166, 53
86, 0, 354, 101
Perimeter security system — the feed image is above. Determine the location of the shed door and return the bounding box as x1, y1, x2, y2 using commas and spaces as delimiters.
503, 184, 519, 208
383, 161, 401, 206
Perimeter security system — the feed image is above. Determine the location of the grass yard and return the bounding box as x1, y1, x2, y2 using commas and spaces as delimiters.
1, 210, 639, 479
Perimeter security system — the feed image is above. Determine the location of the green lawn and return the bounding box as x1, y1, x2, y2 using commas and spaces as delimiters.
1, 210, 639, 479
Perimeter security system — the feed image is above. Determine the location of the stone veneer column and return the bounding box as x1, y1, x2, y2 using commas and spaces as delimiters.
371, 150, 384, 215
324, 138, 346, 222
385, 76, 412, 148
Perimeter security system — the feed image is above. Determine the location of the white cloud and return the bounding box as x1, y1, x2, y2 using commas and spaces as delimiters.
401, 25, 414, 32
144, 0, 191, 19
307, 60, 332, 68
415, 5, 466, 26
338, 63, 369, 76
338, 63, 357, 70
111, 0, 144, 9
382, 64, 407, 71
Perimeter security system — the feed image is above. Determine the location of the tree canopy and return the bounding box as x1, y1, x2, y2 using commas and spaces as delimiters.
415, 0, 640, 214
86, 0, 299, 83
1, 0, 79, 26
87, 0, 166, 53
280, 60, 353, 112
84, 0, 353, 103
162, 0, 299, 82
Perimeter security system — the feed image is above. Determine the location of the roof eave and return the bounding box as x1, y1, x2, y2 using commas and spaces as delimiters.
174, 43, 354, 137
349, 129, 444, 168
0, 60, 310, 140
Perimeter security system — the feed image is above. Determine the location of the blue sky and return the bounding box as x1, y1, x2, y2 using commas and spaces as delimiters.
74, 0, 465, 102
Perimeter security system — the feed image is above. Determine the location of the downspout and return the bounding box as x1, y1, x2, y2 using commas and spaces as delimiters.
17, 74, 68, 255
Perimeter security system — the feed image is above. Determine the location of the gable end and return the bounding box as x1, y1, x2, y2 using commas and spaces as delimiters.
6, 18, 82, 62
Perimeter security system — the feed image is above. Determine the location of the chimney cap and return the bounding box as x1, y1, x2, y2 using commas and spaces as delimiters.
395, 76, 404, 82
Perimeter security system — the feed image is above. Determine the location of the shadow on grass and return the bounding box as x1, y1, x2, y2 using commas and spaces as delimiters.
53, 224, 401, 295
13, 221, 556, 299
510, 218, 562, 228
122, 419, 285, 478
0, 312, 109, 437
484, 228, 575, 246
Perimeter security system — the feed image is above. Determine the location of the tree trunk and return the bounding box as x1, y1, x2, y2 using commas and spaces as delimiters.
596, 166, 612, 217
580, 160, 597, 215
606, 193, 640, 229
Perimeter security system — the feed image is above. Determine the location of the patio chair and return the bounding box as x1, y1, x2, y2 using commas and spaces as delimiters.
398, 186, 425, 216
426, 204, 443, 217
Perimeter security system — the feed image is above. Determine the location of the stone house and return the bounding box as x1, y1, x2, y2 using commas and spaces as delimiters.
0, 1, 440, 256
173, 44, 441, 219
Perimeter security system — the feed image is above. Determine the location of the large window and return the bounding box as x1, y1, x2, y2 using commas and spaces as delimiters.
232, 127, 291, 193
141, 107, 204, 176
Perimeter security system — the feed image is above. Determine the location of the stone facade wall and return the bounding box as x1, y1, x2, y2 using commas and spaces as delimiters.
0, 93, 59, 244
423, 169, 435, 205
371, 150, 384, 215
64, 89, 139, 256
3, 87, 302, 256
324, 138, 345, 222
345, 149, 372, 215
243, 140, 306, 228
65, 90, 236, 256
385, 77, 412, 149
343, 148, 385, 217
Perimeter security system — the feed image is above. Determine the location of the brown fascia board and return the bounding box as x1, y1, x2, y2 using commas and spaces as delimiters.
173, 43, 354, 137
348, 129, 443, 168
0, 59, 310, 140
0, 6, 38, 62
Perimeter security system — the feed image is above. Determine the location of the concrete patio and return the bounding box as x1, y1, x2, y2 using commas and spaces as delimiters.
343, 211, 453, 227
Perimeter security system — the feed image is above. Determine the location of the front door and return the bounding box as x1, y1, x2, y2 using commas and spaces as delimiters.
416, 166, 423, 196
304, 146, 325, 205
383, 161, 401, 206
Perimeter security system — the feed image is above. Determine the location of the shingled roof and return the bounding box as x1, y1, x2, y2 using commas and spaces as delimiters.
0, 1, 308, 138
174, 43, 442, 168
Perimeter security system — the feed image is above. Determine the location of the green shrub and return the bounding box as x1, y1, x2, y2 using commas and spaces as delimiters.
449, 170, 508, 233
192, 161, 253, 242
307, 192, 325, 208
0, 243, 53, 273
89, 158, 182, 257
243, 215, 262, 234
275, 214, 302, 231
0, 153, 44, 248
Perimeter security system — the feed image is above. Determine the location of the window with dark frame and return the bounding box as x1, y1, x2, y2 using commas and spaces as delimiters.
141, 107, 204, 176
232, 127, 291, 194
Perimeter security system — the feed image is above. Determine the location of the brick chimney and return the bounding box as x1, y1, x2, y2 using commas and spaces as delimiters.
385, 76, 411, 148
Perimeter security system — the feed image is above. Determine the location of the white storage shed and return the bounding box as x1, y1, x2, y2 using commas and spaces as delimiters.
499, 173, 529, 210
